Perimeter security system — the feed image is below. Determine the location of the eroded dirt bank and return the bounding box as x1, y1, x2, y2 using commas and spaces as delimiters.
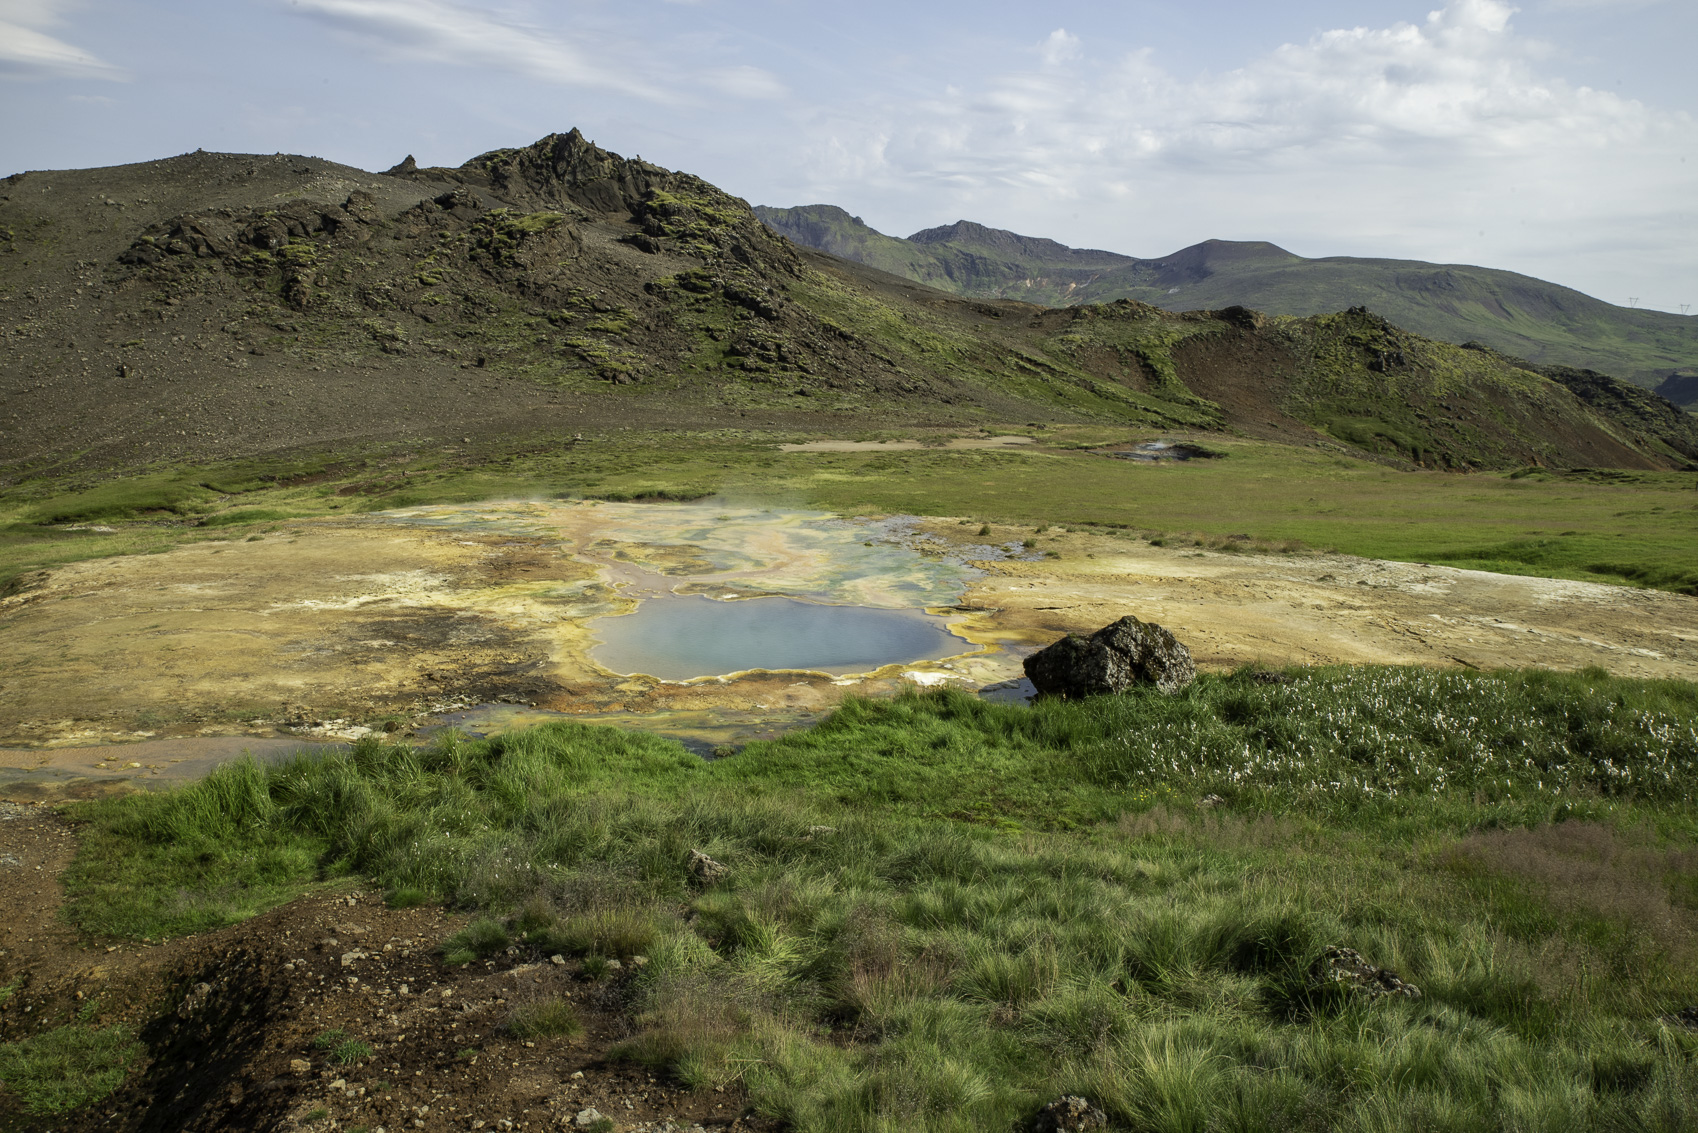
0, 802, 764, 1133
1, 505, 1694, 770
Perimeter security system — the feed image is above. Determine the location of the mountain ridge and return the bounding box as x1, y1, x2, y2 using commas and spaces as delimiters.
755, 205, 1698, 401
2, 131, 1696, 484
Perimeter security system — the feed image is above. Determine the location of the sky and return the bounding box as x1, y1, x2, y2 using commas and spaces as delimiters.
1, 0, 1694, 313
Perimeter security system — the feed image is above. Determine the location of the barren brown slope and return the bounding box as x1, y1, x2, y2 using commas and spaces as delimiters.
2, 129, 1694, 484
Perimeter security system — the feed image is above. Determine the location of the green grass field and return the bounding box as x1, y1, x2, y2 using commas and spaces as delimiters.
53, 668, 1698, 1131
8, 433, 1698, 1128
6, 429, 1696, 596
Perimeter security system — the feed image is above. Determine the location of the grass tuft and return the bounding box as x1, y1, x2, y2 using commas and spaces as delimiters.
506, 998, 583, 1039
443, 918, 509, 965
0, 1025, 144, 1115
330, 1039, 373, 1065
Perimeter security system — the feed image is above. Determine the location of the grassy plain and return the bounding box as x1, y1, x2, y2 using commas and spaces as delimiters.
57, 669, 1698, 1131
5, 429, 1697, 596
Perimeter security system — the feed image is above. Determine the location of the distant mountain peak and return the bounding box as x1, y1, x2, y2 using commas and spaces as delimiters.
907, 219, 1133, 268
1145, 239, 1303, 287
758, 206, 1697, 388
907, 219, 994, 243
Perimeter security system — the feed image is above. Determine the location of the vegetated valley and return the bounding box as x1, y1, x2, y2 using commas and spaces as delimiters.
1, 131, 1697, 1133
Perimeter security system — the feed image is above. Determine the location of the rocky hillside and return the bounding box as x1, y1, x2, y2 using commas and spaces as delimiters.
2, 132, 1696, 481
756, 206, 1698, 394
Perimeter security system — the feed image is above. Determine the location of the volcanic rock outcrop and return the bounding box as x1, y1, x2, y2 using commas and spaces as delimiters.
1023, 616, 1196, 698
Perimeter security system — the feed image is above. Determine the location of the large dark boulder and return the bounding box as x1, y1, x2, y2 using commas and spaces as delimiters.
1023, 616, 1195, 697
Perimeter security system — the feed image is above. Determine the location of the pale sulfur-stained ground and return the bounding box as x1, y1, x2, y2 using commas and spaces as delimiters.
2, 503, 1694, 791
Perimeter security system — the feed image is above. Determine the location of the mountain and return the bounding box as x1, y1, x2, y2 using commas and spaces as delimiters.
3, 132, 1697, 485
754, 207, 1698, 399
751, 205, 1137, 305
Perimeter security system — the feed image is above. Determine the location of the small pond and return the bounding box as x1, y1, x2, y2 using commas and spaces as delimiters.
590, 594, 967, 680
376, 500, 1022, 684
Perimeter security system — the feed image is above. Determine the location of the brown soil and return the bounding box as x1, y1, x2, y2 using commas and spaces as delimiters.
0, 802, 771, 1133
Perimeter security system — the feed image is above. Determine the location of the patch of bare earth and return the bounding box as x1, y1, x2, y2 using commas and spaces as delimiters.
0, 806, 770, 1132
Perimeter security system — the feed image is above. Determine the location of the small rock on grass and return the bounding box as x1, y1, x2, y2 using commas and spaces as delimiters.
573, 1108, 605, 1128
1311, 946, 1421, 999
688, 849, 727, 884
1034, 1095, 1107, 1132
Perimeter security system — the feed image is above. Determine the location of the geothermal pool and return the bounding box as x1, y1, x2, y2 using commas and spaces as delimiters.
9, 489, 1698, 796
0, 499, 1043, 784
589, 594, 965, 680
381, 500, 1007, 680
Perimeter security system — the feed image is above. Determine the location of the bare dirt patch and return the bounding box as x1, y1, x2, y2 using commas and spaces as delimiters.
0, 805, 767, 1132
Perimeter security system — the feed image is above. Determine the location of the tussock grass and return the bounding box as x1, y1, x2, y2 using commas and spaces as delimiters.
506, 997, 583, 1039
60, 666, 1698, 1130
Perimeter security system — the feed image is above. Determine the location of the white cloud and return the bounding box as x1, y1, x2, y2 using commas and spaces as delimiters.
1039, 29, 1080, 67
288, 0, 670, 102
788, 0, 1697, 308
0, 0, 122, 79
704, 64, 786, 101
1538, 0, 1668, 9
287, 0, 787, 106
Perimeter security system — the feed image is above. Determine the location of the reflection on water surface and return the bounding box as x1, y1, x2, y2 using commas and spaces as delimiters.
590, 594, 966, 680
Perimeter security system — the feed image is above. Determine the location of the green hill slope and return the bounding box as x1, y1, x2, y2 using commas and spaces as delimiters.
3, 132, 1695, 483
755, 208, 1698, 397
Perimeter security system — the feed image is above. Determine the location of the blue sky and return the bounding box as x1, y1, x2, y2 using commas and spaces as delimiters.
2, 0, 1693, 312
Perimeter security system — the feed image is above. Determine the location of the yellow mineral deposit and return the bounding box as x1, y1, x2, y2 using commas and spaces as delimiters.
3, 500, 1696, 791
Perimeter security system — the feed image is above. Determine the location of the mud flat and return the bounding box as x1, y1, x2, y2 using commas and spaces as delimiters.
964, 528, 1698, 679
1, 502, 1694, 787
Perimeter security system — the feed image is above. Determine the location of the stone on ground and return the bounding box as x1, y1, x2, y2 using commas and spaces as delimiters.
1310, 946, 1422, 1000
1033, 1094, 1108, 1132
1023, 616, 1196, 697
